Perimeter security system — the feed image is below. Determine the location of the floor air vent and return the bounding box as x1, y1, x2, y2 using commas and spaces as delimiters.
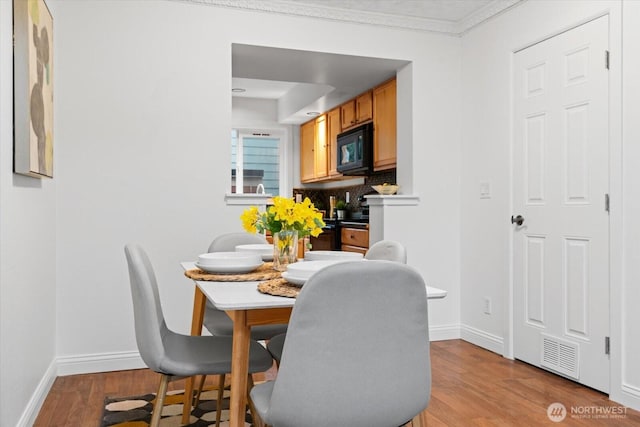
540, 333, 580, 379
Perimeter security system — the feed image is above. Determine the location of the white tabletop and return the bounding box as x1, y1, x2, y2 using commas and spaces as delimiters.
182, 262, 447, 311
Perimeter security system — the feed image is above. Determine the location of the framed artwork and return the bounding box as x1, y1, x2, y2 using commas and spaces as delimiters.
13, 0, 54, 178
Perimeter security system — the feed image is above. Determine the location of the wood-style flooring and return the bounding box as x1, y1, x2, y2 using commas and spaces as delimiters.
34, 340, 640, 426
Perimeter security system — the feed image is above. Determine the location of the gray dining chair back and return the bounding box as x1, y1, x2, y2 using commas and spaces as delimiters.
125, 244, 170, 372
208, 232, 267, 252
266, 240, 409, 365
365, 239, 407, 263
251, 260, 432, 427
125, 243, 274, 427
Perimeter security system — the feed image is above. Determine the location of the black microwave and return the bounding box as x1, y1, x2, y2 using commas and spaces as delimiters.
336, 122, 373, 175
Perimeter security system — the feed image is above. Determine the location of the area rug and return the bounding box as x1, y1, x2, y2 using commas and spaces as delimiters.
101, 386, 254, 427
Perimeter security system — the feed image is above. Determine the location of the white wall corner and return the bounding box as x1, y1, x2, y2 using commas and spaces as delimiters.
15, 360, 57, 427
56, 351, 145, 376
460, 323, 505, 355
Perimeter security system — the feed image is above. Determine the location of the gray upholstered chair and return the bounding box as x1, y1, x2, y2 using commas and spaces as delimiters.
125, 244, 273, 427
203, 232, 288, 340
252, 260, 432, 427
266, 240, 408, 364
364, 239, 407, 263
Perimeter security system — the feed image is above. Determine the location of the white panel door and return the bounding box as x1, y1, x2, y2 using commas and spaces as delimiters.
513, 16, 609, 393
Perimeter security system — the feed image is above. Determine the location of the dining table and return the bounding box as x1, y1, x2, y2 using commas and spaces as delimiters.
180, 260, 448, 427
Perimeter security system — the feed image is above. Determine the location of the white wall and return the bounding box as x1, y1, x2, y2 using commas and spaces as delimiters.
620, 0, 640, 409
0, 1, 57, 425
461, 0, 640, 411
51, 0, 461, 379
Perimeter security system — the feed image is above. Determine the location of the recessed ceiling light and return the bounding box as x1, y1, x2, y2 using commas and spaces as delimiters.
306, 112, 320, 116
232, 88, 246, 93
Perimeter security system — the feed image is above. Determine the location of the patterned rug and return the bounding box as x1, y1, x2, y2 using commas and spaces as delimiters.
101, 386, 254, 427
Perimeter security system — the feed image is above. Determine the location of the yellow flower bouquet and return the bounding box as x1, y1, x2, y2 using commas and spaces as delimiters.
241, 196, 325, 237
241, 196, 325, 270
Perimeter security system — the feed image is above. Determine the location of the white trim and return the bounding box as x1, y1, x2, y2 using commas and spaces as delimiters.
15, 360, 57, 427
174, 0, 523, 36
56, 351, 146, 376
429, 324, 461, 342
614, 383, 640, 411
622, 383, 640, 399
225, 193, 272, 206
460, 324, 505, 355
365, 194, 420, 206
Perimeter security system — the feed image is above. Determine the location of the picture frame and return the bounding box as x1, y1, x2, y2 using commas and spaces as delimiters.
13, 0, 54, 178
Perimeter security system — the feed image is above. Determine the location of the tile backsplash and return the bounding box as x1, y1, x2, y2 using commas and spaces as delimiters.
294, 169, 396, 217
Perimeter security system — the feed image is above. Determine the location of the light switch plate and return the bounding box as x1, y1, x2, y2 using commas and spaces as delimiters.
480, 181, 491, 199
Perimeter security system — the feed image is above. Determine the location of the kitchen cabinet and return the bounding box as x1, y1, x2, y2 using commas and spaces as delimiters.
300, 120, 316, 182
341, 226, 369, 255
340, 91, 373, 130
300, 114, 328, 182
314, 114, 328, 178
372, 78, 397, 171
327, 107, 341, 177
310, 230, 335, 251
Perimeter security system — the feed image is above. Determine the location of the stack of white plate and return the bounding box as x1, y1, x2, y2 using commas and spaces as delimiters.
282, 259, 359, 285
195, 252, 263, 273
235, 243, 273, 261
304, 250, 364, 261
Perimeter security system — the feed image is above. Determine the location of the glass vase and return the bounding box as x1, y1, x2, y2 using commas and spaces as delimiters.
273, 230, 298, 271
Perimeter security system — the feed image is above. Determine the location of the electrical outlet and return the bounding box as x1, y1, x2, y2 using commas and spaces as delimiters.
483, 297, 492, 315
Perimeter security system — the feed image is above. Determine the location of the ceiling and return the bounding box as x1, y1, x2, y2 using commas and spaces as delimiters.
185, 0, 522, 124
232, 44, 409, 124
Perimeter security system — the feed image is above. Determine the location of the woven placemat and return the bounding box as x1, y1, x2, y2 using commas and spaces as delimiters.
257, 278, 301, 298
185, 262, 282, 282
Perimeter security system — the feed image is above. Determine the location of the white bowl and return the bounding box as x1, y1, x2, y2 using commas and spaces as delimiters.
281, 271, 306, 286
197, 252, 261, 267
235, 244, 273, 261
286, 260, 347, 280
304, 250, 364, 261
195, 261, 264, 274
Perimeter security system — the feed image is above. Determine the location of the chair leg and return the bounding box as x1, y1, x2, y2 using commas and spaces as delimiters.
150, 374, 170, 427
193, 374, 207, 408
215, 374, 225, 427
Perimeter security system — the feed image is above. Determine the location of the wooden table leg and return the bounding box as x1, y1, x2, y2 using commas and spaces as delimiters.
181, 287, 207, 425
411, 410, 425, 426
229, 310, 251, 427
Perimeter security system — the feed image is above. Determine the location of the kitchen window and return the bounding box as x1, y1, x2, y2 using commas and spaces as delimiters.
231, 129, 282, 195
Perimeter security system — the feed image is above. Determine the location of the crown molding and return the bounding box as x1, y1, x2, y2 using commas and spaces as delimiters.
455, 0, 522, 35
174, 0, 523, 35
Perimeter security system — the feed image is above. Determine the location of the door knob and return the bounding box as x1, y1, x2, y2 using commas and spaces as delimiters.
511, 215, 525, 226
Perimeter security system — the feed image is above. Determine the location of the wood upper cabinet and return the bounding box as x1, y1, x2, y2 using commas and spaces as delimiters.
340, 91, 373, 129
373, 78, 397, 171
300, 114, 328, 183
300, 120, 316, 182
327, 107, 341, 177
314, 114, 328, 179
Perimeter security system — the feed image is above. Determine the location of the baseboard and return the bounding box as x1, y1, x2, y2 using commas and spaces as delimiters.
460, 323, 504, 355
15, 359, 57, 427
429, 323, 461, 341
56, 350, 146, 376
614, 383, 640, 411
